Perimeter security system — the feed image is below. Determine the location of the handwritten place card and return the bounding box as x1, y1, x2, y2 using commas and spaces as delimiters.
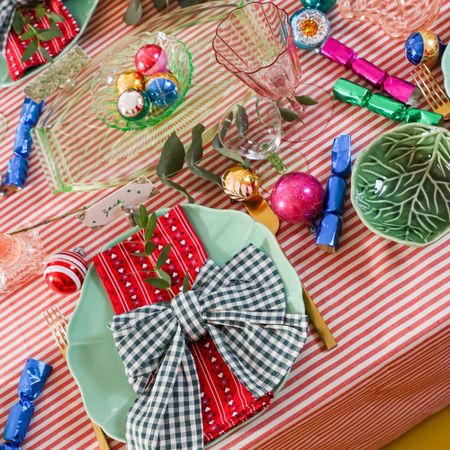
78, 179, 155, 229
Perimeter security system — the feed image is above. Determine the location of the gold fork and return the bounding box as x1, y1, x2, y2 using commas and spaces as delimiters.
43, 305, 111, 450
410, 65, 450, 120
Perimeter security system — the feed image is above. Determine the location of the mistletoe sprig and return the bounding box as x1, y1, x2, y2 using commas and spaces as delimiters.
133, 205, 189, 291
12, 4, 64, 63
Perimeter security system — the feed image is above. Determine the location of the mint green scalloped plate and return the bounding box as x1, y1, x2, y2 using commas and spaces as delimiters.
67, 205, 304, 442
442, 43, 450, 99
0, 0, 98, 88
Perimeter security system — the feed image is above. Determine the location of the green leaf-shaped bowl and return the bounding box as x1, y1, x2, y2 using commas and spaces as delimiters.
351, 123, 450, 246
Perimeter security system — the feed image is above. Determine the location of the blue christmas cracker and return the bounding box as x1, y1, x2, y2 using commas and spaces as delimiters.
0, 443, 20, 450
316, 134, 351, 252
1, 359, 51, 448
3, 98, 43, 192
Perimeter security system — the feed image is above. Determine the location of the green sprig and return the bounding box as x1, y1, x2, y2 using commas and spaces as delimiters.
132, 205, 189, 291
13, 4, 65, 64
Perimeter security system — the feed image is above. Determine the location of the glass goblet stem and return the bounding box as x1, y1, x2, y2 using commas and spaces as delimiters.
268, 153, 287, 173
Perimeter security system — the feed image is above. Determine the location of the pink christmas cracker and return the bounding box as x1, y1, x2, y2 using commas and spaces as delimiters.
321, 37, 418, 104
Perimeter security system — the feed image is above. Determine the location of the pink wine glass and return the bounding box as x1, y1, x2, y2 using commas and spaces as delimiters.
338, 0, 442, 39
212, 1, 333, 142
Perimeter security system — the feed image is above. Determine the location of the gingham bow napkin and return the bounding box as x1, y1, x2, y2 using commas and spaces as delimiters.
110, 244, 308, 450
0, 0, 32, 53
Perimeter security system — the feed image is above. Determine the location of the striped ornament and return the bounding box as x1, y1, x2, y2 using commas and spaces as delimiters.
43, 248, 88, 294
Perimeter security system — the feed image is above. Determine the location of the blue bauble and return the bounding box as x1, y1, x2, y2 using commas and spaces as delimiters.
290, 8, 330, 51
145, 72, 180, 108
405, 31, 445, 68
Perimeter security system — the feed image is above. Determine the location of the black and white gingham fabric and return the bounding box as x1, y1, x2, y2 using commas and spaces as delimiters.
0, 1, 34, 55
110, 244, 309, 450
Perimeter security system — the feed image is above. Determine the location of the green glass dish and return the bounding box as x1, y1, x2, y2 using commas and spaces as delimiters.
351, 123, 450, 246
92, 32, 193, 130
67, 205, 305, 443
0, 0, 98, 88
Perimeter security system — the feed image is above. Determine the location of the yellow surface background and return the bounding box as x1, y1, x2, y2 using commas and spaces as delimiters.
382, 407, 450, 450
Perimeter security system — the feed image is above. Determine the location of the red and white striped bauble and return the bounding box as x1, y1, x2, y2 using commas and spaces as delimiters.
43, 247, 88, 294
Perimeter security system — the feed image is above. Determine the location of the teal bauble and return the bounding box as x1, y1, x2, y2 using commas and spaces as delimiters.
300, 0, 336, 13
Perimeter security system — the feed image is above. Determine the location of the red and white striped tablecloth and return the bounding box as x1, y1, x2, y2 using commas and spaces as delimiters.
1, 1, 449, 449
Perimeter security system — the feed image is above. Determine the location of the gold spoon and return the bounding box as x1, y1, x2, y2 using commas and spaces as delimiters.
222, 164, 279, 235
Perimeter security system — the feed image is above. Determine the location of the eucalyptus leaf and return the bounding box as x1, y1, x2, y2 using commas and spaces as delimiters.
133, 212, 141, 228
145, 277, 170, 289
156, 269, 172, 286
186, 124, 205, 165
20, 29, 36, 40
352, 124, 450, 246
153, 0, 169, 11
145, 212, 157, 242
157, 132, 185, 178
159, 177, 195, 203
36, 4, 46, 20
277, 106, 300, 122
295, 95, 318, 106
138, 204, 148, 229
48, 12, 65, 23
21, 39, 38, 63
182, 272, 189, 292
38, 29, 59, 41
212, 134, 223, 149
155, 244, 171, 270
219, 111, 233, 142
123, 0, 143, 25
39, 46, 53, 62
49, 20, 62, 36
12, 13, 23, 34
144, 241, 155, 255
212, 134, 245, 164
186, 124, 222, 186
178, 0, 203, 6
236, 105, 249, 136
190, 165, 222, 186
133, 252, 149, 258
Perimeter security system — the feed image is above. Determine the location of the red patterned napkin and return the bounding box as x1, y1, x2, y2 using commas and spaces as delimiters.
5, 0, 80, 81
93, 205, 272, 443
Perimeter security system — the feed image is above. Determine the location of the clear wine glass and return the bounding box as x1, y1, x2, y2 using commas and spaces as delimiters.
218, 96, 286, 173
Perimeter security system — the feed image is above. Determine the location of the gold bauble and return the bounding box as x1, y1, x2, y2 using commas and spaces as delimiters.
221, 165, 260, 202
115, 70, 145, 95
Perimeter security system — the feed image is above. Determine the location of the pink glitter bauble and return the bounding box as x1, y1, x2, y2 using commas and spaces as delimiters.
134, 44, 167, 76
270, 172, 324, 224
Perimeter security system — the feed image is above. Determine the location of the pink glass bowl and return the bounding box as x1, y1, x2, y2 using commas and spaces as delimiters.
338, 0, 442, 39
